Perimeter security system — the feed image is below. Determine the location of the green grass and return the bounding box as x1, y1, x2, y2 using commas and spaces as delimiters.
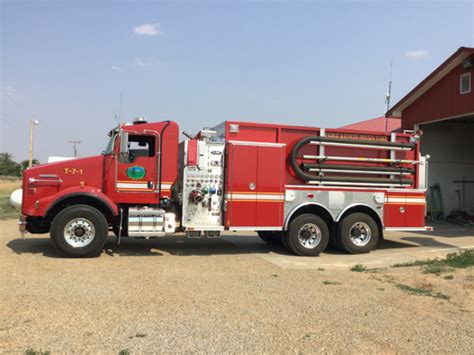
393, 249, 474, 274
0, 180, 21, 219
322, 280, 342, 285
350, 264, 367, 272
396, 284, 450, 300
0, 195, 18, 219
25, 349, 51, 355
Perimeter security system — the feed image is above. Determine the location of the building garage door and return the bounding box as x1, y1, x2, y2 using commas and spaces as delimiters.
420, 116, 474, 216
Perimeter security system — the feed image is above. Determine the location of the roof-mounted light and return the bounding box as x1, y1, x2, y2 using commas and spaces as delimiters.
133, 117, 148, 125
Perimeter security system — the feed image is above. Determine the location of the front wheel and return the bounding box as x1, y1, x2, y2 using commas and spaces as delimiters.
336, 212, 379, 254
286, 214, 329, 256
50, 205, 109, 257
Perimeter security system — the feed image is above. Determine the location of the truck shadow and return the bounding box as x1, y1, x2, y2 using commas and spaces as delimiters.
6, 235, 291, 258
7, 237, 66, 258
6, 233, 465, 258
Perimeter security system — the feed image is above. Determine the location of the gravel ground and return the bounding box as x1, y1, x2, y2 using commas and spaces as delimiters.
1, 219, 473, 354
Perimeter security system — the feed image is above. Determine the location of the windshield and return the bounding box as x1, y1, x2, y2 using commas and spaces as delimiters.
102, 132, 117, 155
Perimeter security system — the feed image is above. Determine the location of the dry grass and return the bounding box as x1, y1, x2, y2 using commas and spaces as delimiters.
0, 179, 21, 219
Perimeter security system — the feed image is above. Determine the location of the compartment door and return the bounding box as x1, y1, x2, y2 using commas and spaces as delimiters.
384, 193, 426, 228
404, 194, 427, 227
384, 195, 406, 227
256, 146, 285, 227
225, 144, 258, 227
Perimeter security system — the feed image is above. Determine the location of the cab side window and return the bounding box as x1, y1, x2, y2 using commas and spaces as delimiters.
127, 135, 156, 162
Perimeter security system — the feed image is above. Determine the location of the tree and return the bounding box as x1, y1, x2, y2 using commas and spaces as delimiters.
20, 159, 40, 171
0, 153, 22, 177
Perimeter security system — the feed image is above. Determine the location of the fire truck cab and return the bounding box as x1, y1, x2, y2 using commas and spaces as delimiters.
18, 118, 431, 257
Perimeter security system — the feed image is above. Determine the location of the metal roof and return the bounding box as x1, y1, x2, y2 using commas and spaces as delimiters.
386, 47, 474, 117
340, 116, 401, 132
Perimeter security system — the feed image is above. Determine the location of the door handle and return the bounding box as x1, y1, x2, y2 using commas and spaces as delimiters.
249, 182, 256, 191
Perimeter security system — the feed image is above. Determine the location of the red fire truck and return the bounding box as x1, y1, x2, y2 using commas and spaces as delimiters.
18, 118, 431, 257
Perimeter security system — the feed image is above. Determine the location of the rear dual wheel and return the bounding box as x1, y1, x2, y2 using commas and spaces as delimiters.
285, 214, 330, 256
336, 213, 379, 254
283, 212, 379, 256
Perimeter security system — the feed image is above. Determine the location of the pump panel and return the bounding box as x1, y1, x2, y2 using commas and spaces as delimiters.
181, 140, 225, 230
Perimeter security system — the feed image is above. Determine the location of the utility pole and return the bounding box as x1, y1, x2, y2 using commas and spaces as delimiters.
68, 140, 81, 158
28, 119, 39, 168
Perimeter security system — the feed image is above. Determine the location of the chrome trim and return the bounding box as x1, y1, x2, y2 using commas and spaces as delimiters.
384, 227, 433, 232
228, 140, 286, 147
228, 226, 282, 231
18, 215, 27, 236
28, 177, 63, 186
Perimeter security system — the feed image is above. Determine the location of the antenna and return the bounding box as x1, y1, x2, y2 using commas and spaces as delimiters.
118, 91, 123, 122
114, 109, 119, 125
113, 92, 123, 125
68, 140, 81, 158
384, 59, 393, 132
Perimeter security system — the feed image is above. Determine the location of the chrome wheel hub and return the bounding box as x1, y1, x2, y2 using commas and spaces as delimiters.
349, 222, 371, 247
64, 218, 95, 248
297, 223, 321, 249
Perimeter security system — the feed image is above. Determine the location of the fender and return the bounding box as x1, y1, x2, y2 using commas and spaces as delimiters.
24, 186, 119, 217
284, 202, 334, 230
335, 203, 384, 227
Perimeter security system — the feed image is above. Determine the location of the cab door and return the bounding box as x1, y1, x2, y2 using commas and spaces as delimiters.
106, 133, 160, 204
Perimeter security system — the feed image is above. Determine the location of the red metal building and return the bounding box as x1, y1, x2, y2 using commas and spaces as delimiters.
386, 46, 474, 216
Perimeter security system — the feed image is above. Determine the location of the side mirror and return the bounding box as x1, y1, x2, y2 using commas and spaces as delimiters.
119, 131, 129, 162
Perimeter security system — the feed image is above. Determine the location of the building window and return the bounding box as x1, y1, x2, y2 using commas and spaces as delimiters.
460, 72, 471, 94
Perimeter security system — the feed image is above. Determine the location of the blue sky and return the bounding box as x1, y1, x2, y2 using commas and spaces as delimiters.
1, 0, 473, 162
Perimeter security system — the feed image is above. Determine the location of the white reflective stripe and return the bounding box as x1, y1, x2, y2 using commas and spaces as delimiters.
225, 193, 256, 199
225, 193, 285, 200
117, 182, 172, 190
385, 198, 426, 203
117, 182, 149, 189
256, 195, 285, 201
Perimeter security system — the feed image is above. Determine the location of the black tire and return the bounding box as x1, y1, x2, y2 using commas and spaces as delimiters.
328, 223, 342, 250
286, 214, 329, 256
50, 204, 109, 257
257, 231, 283, 246
280, 231, 291, 251
336, 212, 379, 254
